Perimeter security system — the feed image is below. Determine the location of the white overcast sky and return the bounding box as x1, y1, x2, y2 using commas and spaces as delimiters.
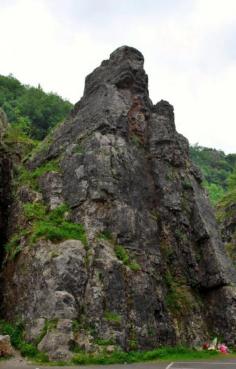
0, 0, 235, 153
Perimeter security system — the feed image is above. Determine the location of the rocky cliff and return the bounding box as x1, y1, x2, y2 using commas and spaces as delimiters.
0, 109, 11, 262
1, 46, 236, 361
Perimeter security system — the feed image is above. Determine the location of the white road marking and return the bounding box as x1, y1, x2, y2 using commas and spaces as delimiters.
165, 362, 174, 369
175, 361, 236, 365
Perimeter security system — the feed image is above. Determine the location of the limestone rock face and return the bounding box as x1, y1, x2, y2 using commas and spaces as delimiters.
2, 46, 236, 356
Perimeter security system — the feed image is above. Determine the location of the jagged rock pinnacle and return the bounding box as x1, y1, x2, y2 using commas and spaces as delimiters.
2, 47, 236, 361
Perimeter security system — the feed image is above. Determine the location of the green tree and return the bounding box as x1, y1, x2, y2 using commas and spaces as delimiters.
190, 144, 236, 205
0, 74, 72, 140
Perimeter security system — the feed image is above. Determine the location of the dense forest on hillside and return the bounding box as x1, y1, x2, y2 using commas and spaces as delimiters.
0, 74, 72, 140
190, 144, 236, 204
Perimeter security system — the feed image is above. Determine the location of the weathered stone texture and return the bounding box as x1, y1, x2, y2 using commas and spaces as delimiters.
2, 46, 236, 358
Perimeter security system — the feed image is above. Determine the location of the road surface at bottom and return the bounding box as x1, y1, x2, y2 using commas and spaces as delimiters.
171, 359, 236, 368
1, 358, 236, 369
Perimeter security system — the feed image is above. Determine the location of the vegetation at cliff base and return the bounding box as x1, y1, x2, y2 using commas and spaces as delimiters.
0, 320, 48, 362
72, 346, 220, 365
0, 318, 227, 365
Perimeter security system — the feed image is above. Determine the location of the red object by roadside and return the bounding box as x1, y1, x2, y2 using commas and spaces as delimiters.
218, 344, 228, 354
203, 342, 209, 350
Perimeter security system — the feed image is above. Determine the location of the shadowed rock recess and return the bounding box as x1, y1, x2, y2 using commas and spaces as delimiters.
1, 46, 236, 361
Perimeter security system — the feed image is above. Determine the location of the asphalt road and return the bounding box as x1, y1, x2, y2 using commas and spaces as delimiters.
1, 358, 236, 369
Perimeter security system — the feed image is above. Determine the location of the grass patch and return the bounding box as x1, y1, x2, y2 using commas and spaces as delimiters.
115, 245, 141, 271
104, 311, 121, 325
30, 221, 87, 244
26, 203, 87, 245
129, 261, 141, 271
0, 320, 48, 362
17, 159, 60, 190
72, 346, 220, 365
5, 203, 87, 259
30, 160, 60, 178
23, 202, 47, 220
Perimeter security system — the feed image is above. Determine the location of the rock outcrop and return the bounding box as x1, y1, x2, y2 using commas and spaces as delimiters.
0, 335, 14, 357
1, 46, 236, 360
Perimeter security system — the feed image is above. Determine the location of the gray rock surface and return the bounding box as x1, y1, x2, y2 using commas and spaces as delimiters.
38, 319, 73, 361
2, 46, 236, 358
